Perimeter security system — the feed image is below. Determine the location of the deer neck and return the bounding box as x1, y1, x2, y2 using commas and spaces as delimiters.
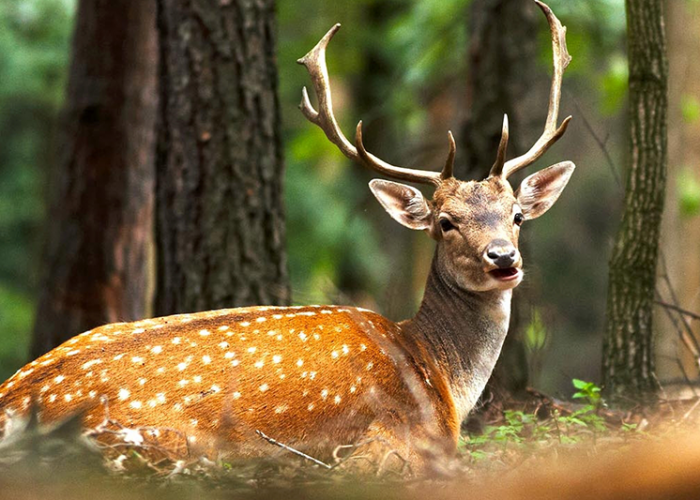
401, 256, 512, 423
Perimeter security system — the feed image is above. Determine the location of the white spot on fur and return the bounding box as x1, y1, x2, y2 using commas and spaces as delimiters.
119, 389, 130, 400
259, 384, 269, 392
82, 359, 102, 369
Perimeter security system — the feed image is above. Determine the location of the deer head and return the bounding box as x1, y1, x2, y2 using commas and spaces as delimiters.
298, 0, 574, 294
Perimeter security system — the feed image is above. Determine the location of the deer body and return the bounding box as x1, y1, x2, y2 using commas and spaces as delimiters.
0, 290, 508, 465
0, 1, 574, 472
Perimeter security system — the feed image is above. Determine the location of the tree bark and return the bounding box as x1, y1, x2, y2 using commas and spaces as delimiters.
31, 0, 158, 357
459, 0, 540, 402
154, 0, 289, 315
603, 0, 668, 400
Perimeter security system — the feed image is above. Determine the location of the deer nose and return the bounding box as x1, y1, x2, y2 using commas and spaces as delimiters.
484, 239, 517, 269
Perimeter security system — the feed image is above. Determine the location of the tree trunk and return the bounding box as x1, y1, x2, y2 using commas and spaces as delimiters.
459, 0, 540, 403
154, 0, 289, 315
603, 0, 668, 401
31, 0, 158, 357
656, 0, 700, 383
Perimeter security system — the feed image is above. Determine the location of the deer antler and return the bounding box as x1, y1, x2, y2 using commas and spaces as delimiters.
298, 24, 454, 186
489, 0, 572, 180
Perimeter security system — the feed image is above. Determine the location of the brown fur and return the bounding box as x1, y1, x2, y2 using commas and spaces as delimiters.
0, 306, 457, 465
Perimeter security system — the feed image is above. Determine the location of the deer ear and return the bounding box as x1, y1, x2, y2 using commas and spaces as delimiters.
369, 179, 433, 231
515, 161, 575, 220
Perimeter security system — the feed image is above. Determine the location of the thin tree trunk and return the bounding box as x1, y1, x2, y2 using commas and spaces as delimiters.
31, 0, 158, 357
154, 0, 289, 315
657, 0, 700, 382
459, 0, 540, 402
603, 0, 668, 401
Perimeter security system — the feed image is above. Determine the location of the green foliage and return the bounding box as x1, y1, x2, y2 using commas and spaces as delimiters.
677, 168, 700, 218
681, 94, 700, 124
0, 285, 33, 380
524, 308, 548, 353
572, 378, 602, 407
600, 54, 628, 115
463, 380, 616, 460
0, 0, 75, 371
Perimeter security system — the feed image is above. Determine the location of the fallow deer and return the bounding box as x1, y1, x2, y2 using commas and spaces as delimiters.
0, 0, 574, 473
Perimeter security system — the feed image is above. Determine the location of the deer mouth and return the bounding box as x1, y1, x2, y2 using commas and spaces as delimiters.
489, 268, 520, 281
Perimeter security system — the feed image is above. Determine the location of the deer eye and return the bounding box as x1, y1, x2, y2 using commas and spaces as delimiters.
514, 213, 525, 226
439, 218, 456, 232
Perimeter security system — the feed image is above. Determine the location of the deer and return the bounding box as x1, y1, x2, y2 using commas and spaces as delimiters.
0, 0, 573, 474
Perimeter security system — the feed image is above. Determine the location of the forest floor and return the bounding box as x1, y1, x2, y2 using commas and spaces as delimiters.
1, 386, 700, 500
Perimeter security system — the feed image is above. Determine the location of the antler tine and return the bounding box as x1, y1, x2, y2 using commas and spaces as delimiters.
489, 114, 510, 177
500, 0, 572, 180
298, 24, 443, 186
441, 131, 456, 180
355, 122, 442, 185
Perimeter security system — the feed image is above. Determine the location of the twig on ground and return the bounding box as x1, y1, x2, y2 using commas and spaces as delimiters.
683, 398, 700, 421
255, 430, 331, 469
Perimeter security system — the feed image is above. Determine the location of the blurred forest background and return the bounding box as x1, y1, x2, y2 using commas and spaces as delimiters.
0, 0, 698, 398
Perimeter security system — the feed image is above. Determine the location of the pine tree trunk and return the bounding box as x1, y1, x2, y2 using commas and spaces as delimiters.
459, 0, 540, 402
603, 0, 668, 401
154, 0, 289, 315
31, 0, 158, 357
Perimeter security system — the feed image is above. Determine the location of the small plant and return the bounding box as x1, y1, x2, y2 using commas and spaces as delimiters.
572, 378, 603, 409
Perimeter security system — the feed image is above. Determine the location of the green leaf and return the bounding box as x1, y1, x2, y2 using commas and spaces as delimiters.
678, 168, 700, 217
681, 94, 700, 124
572, 378, 588, 390
600, 54, 628, 115
525, 308, 548, 352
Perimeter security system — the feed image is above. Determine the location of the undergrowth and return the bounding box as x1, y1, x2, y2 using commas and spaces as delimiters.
460, 380, 642, 467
